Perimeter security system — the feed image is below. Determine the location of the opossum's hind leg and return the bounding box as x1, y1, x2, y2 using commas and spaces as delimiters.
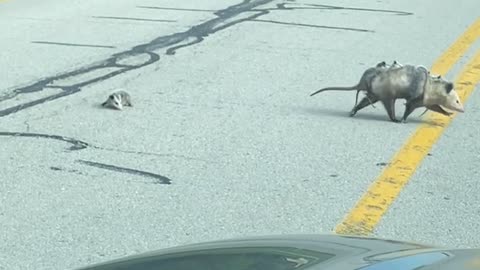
349, 93, 379, 117
353, 91, 376, 109
382, 98, 400, 123
401, 97, 424, 123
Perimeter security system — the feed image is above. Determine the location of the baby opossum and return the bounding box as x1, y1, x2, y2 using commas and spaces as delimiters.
101, 90, 132, 110
389, 60, 403, 69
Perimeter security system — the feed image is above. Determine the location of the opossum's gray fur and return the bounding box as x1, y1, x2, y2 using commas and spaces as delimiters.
353, 60, 403, 108
310, 60, 403, 110
310, 61, 389, 109
101, 90, 132, 110
310, 62, 462, 123
350, 64, 455, 122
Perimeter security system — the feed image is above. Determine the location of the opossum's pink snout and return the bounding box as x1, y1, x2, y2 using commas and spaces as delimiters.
453, 102, 465, 113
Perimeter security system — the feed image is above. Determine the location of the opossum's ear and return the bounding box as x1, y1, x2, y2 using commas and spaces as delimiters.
445, 82, 454, 93
437, 75, 441, 79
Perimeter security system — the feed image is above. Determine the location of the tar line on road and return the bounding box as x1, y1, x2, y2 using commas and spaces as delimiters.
334, 17, 480, 236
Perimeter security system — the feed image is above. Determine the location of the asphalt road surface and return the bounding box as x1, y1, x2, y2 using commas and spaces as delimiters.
1, 0, 480, 269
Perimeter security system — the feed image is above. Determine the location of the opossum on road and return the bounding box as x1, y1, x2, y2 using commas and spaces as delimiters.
101, 90, 132, 110
310, 63, 464, 123
350, 64, 464, 122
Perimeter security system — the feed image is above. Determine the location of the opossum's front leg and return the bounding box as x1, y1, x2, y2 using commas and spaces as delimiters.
382, 98, 400, 123
401, 97, 424, 123
350, 93, 379, 117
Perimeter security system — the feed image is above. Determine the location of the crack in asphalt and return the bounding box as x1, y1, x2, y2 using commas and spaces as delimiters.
300, 3, 413, 15
252, 19, 373, 32
0, 132, 90, 151
136, 6, 217, 13
0, 131, 215, 183
0, 131, 211, 163
76, 160, 172, 185
31, 41, 117, 49
50, 166, 88, 176
91, 16, 177, 23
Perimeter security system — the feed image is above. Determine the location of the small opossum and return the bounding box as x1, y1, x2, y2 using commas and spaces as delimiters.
388, 60, 403, 70
101, 90, 132, 110
310, 63, 464, 123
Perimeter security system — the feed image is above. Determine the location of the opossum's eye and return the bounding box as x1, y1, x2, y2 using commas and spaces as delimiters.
445, 82, 454, 93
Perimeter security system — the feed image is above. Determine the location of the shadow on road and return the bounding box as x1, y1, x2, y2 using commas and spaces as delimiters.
300, 106, 440, 126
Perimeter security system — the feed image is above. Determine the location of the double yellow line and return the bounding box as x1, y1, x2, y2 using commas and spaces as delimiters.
335, 18, 480, 235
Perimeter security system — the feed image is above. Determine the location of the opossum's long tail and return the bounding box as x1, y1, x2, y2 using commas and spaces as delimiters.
310, 86, 358, 96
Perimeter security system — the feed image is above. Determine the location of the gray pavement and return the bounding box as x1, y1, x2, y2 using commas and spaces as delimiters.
0, 0, 479, 269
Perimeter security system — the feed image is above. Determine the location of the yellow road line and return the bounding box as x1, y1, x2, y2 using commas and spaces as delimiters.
334, 18, 480, 236
431, 18, 480, 75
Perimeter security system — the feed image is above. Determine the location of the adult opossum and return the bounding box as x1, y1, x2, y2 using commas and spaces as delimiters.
310, 63, 464, 123
350, 64, 464, 122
